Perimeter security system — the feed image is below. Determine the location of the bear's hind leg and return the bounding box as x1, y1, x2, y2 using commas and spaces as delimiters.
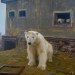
47, 49, 53, 62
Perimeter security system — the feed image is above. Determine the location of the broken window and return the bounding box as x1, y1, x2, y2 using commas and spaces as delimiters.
19, 10, 26, 17
9, 10, 15, 18
53, 11, 72, 27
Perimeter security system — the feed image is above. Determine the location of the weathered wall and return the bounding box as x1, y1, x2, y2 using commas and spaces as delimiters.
6, 0, 75, 38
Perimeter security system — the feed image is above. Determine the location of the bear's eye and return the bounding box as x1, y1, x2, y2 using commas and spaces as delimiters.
27, 36, 29, 38
32, 37, 34, 39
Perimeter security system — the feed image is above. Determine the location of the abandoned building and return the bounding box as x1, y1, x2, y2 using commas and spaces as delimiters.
1, 0, 75, 52
1, 0, 75, 38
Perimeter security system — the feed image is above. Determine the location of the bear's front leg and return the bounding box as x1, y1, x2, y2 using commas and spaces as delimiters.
27, 48, 36, 66
37, 51, 47, 70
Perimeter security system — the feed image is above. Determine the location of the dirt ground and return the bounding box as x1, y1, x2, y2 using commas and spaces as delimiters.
0, 46, 75, 75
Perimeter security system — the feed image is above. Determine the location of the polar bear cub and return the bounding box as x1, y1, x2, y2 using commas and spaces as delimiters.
24, 31, 53, 70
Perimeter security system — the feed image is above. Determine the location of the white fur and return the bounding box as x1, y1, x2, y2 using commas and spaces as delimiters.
24, 31, 53, 70
57, 18, 64, 23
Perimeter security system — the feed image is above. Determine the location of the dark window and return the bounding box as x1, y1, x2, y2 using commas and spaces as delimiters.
54, 12, 71, 26
19, 10, 26, 17
9, 11, 15, 17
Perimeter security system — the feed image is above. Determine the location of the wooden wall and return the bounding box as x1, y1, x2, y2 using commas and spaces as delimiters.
6, 0, 75, 38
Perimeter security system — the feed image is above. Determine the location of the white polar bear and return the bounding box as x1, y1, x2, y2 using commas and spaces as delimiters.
24, 31, 53, 70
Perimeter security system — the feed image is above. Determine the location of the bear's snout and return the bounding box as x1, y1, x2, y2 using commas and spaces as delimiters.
28, 42, 31, 45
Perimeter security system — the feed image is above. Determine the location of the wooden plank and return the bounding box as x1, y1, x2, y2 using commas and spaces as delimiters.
0, 65, 25, 75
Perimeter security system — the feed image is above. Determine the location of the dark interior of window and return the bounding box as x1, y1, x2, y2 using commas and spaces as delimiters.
54, 12, 71, 25
19, 10, 26, 17
9, 11, 15, 17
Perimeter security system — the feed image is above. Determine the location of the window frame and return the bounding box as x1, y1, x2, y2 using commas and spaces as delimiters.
8, 10, 15, 18
53, 10, 73, 27
18, 9, 26, 17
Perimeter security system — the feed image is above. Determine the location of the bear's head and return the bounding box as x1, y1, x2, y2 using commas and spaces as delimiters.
24, 31, 38, 45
